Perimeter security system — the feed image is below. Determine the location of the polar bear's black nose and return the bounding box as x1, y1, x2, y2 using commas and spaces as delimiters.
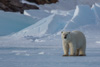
64, 34, 68, 39
64, 36, 66, 39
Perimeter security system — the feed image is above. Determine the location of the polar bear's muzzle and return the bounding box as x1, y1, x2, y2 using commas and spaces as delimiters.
64, 34, 68, 39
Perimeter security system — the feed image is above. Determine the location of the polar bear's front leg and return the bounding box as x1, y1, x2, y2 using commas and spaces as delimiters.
69, 43, 76, 56
62, 41, 69, 56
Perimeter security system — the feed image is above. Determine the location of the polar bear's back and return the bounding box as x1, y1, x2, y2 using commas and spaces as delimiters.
71, 31, 86, 48
71, 31, 85, 38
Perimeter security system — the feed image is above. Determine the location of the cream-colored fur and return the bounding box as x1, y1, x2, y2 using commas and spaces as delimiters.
61, 31, 86, 56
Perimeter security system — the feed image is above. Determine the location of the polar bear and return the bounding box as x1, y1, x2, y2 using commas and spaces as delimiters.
61, 31, 86, 56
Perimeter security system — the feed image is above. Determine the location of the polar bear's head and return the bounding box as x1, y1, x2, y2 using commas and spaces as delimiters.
61, 31, 71, 40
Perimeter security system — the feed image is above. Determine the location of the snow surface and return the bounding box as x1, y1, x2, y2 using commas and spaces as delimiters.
0, 0, 100, 67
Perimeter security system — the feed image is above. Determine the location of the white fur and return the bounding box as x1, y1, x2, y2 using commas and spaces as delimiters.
61, 31, 86, 56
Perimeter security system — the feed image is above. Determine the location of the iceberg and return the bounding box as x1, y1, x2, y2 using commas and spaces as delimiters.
0, 11, 38, 36
13, 10, 74, 37
65, 5, 96, 30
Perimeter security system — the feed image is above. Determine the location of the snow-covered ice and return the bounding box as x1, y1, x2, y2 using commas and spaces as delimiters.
0, 0, 100, 67
96, 41, 100, 43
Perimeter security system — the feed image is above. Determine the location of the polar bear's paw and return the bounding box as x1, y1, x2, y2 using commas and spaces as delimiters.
79, 54, 86, 56
69, 55, 76, 56
63, 54, 68, 56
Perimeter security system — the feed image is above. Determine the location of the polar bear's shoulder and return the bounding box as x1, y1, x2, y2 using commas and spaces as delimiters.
72, 31, 83, 34
72, 30, 82, 33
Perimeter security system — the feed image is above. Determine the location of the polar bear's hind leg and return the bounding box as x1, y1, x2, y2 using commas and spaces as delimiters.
76, 49, 79, 56
79, 48, 86, 56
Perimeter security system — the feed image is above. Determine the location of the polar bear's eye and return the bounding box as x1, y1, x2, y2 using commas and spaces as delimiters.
65, 34, 68, 37
63, 34, 68, 36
